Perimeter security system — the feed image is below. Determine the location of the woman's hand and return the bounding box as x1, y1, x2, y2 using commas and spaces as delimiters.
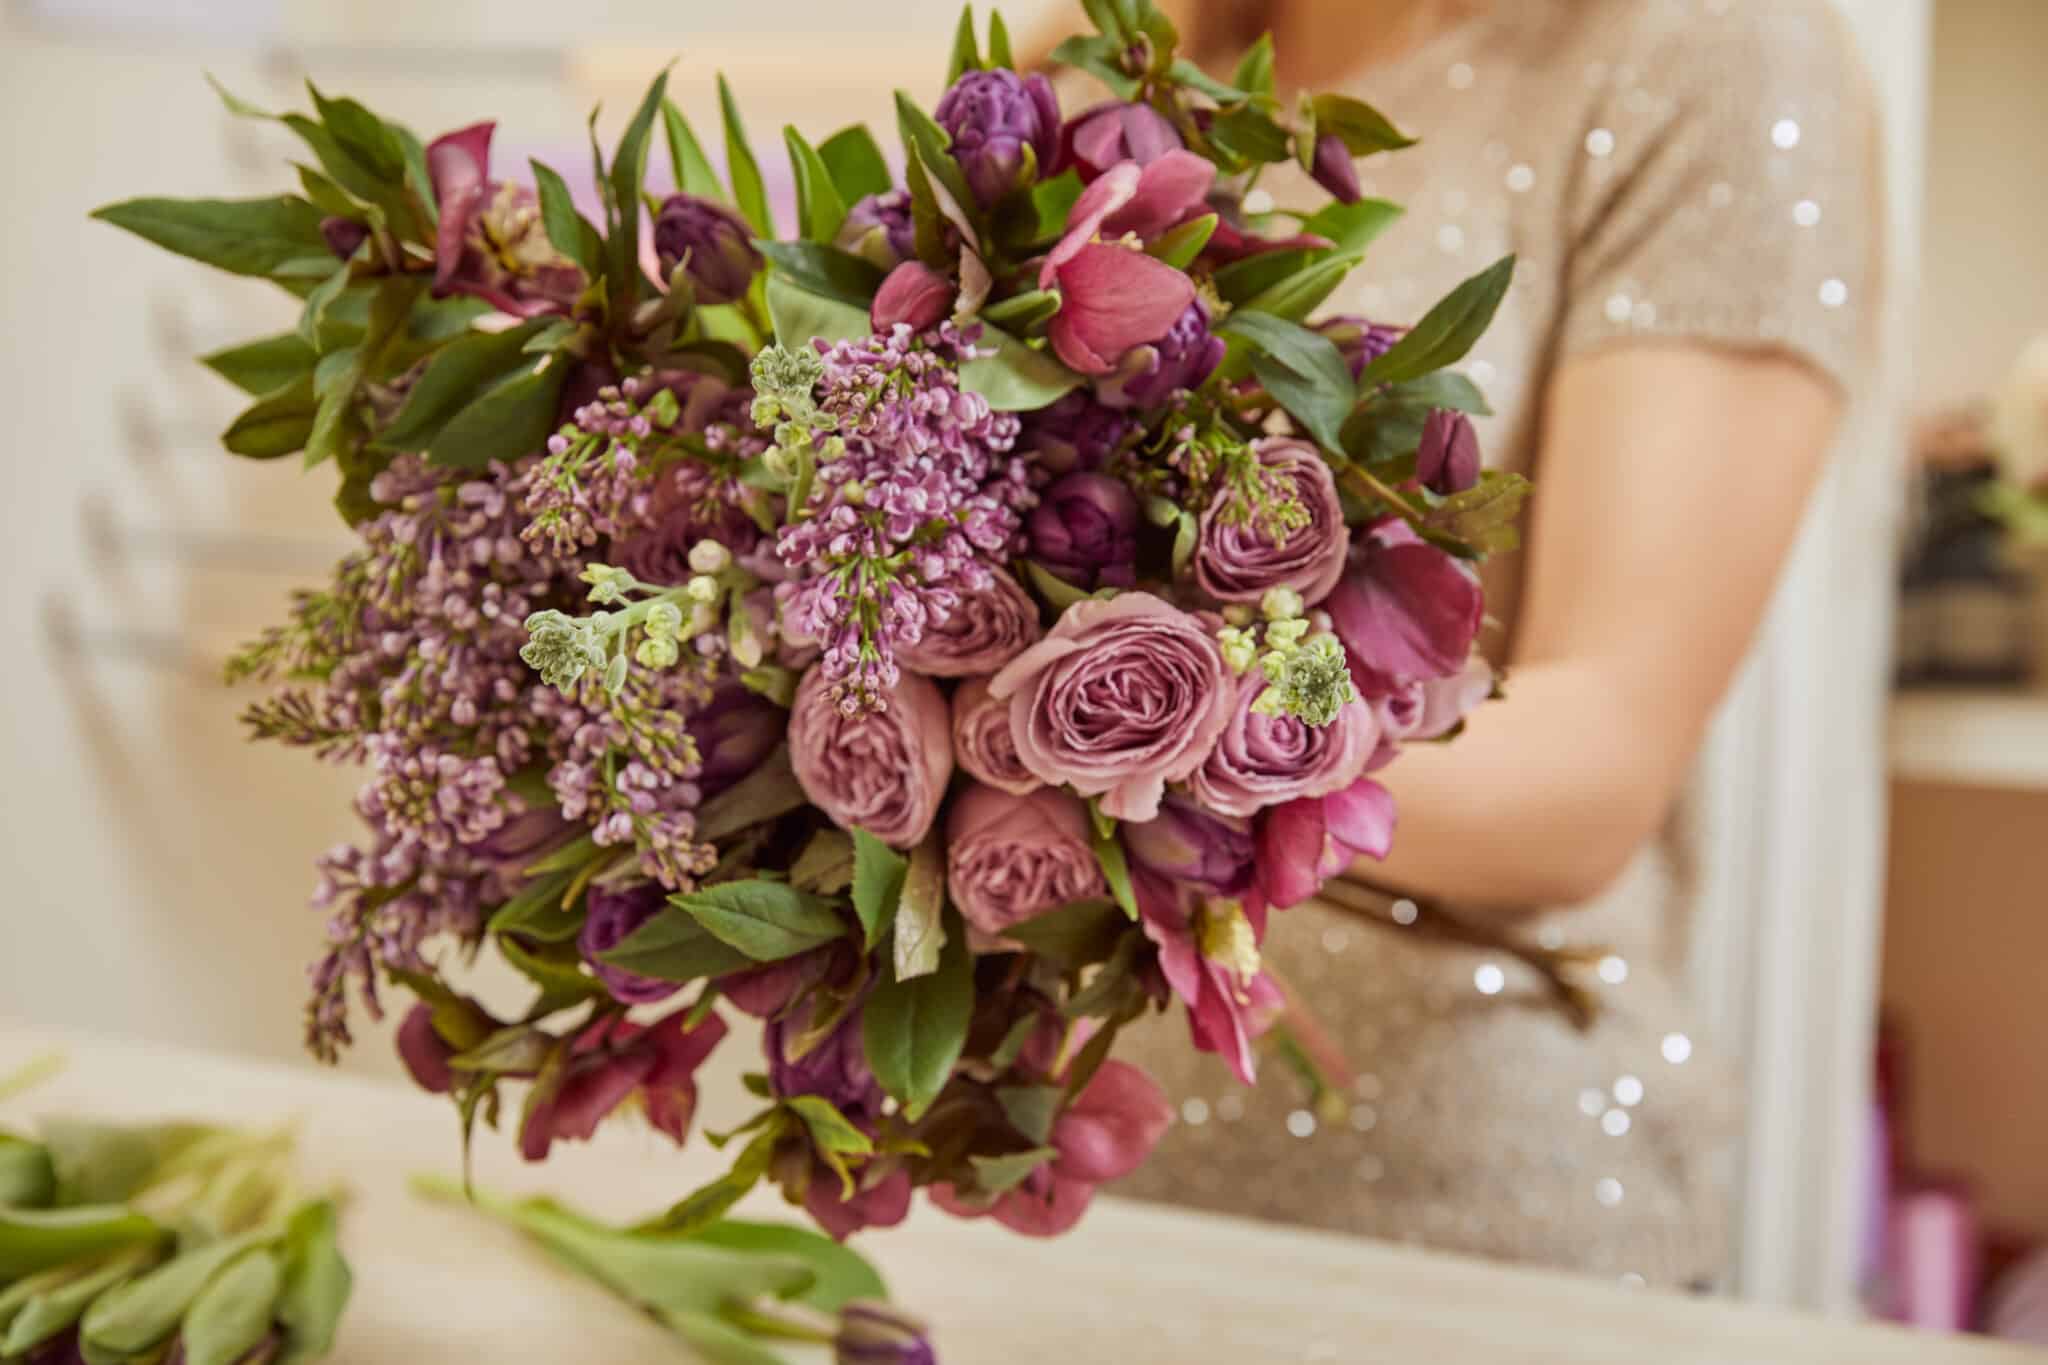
1348, 342, 1845, 913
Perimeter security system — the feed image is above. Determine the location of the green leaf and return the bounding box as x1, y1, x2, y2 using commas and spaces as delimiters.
958, 326, 1083, 410
1001, 897, 1125, 968
1422, 471, 1532, 555
790, 830, 857, 895
1341, 372, 1492, 466
600, 906, 755, 983
719, 74, 774, 237
765, 274, 873, 351
755, 239, 884, 307
980, 288, 1060, 331
1050, 35, 1140, 100
891, 836, 947, 981
1021, 559, 1094, 613
1211, 248, 1314, 307
688, 1220, 886, 1313
969, 1147, 1058, 1195
783, 127, 850, 244
1207, 106, 1292, 164
376, 317, 551, 452
180, 1247, 282, 1365
306, 82, 407, 181
1232, 33, 1276, 97
91, 195, 330, 281
484, 868, 581, 942
0, 1245, 156, 1357
80, 1230, 267, 1355
220, 374, 317, 459
201, 332, 318, 397
609, 68, 673, 312
628, 1123, 783, 1237
274, 1201, 352, 1365
0, 1135, 54, 1207
498, 934, 603, 1009
986, 10, 1015, 68
661, 100, 725, 201
945, 4, 982, 84
783, 1096, 874, 1156
995, 1085, 1063, 1145
695, 743, 808, 842
850, 830, 909, 950
893, 91, 977, 238
671, 881, 847, 962
1358, 255, 1516, 388
531, 159, 604, 273
425, 356, 570, 469
1168, 59, 1249, 105
994, 169, 1083, 252
1239, 251, 1360, 324
1147, 212, 1217, 270
863, 911, 973, 1120
817, 125, 894, 204
1089, 826, 1139, 920
1300, 197, 1404, 256
1309, 92, 1416, 156
1222, 309, 1357, 452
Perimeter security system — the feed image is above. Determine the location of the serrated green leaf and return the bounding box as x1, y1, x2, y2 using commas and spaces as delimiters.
816, 125, 894, 204
1358, 255, 1515, 388
719, 74, 774, 238
91, 195, 330, 280
672, 880, 847, 962
600, 906, 755, 982
850, 830, 909, 950
863, 912, 973, 1120
424, 356, 569, 469
201, 332, 317, 398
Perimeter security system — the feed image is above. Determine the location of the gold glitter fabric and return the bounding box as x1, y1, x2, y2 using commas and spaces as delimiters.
1111, 0, 1878, 1285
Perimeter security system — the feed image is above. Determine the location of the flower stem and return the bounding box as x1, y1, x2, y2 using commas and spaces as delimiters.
1340, 464, 1427, 523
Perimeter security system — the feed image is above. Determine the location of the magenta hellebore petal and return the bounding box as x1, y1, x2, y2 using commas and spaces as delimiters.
1060, 100, 1184, 181
807, 1165, 913, 1242
519, 1009, 729, 1160
1325, 518, 1485, 688
1415, 408, 1483, 494
1046, 1059, 1173, 1185
1310, 131, 1363, 204
425, 121, 581, 318
1122, 794, 1256, 897
1041, 152, 1213, 289
869, 260, 956, 334
1044, 243, 1196, 376
1255, 775, 1398, 910
1135, 867, 1282, 1085
396, 1003, 455, 1094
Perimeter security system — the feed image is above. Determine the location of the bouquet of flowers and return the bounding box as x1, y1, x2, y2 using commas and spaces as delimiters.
94, 0, 1522, 1245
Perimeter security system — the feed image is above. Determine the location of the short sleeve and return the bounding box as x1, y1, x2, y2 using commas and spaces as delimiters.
1556, 1, 1880, 392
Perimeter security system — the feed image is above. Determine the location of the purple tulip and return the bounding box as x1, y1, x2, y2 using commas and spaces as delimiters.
834, 189, 921, 269
934, 68, 1061, 206
1028, 471, 1139, 589
835, 1302, 937, 1365
1415, 408, 1481, 494
1016, 391, 1138, 473
1310, 132, 1362, 204
1096, 299, 1224, 410
654, 193, 763, 306
689, 680, 784, 798
1313, 315, 1405, 381
767, 1002, 882, 1122
578, 882, 682, 1005
1059, 101, 1184, 182
1122, 796, 1255, 897
1325, 518, 1485, 693
870, 260, 954, 333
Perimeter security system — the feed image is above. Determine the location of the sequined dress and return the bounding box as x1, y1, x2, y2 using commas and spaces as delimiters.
1111, 0, 1877, 1285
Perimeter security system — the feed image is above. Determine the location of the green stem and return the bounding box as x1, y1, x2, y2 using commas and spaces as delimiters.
1340, 464, 1427, 523
0, 1050, 65, 1103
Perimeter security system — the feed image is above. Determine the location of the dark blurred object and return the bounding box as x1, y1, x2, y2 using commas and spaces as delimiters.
1896, 407, 2035, 687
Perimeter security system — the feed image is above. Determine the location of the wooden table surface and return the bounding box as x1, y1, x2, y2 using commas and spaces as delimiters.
1, 1027, 2033, 1364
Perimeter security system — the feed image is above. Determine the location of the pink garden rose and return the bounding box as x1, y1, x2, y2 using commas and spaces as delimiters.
951, 676, 1041, 796
990, 593, 1233, 822
946, 782, 1106, 937
1194, 438, 1350, 606
896, 565, 1043, 678
1189, 671, 1379, 818
789, 666, 953, 848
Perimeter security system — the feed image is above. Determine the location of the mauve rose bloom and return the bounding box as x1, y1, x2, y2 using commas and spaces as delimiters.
1416, 408, 1482, 494
1194, 438, 1350, 607
1028, 472, 1139, 590
834, 189, 920, 270
396, 1003, 455, 1094
688, 680, 784, 798
896, 565, 1042, 678
1059, 101, 1184, 181
934, 68, 1061, 207
946, 782, 1107, 937
1017, 391, 1137, 473
1121, 795, 1254, 896
951, 676, 1040, 796
989, 593, 1232, 822
1189, 671, 1379, 818
578, 882, 682, 1005
1310, 131, 1362, 203
789, 667, 953, 848
653, 193, 762, 306
1325, 517, 1485, 690
870, 260, 954, 333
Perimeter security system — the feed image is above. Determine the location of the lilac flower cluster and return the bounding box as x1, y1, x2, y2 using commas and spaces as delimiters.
775, 324, 1037, 711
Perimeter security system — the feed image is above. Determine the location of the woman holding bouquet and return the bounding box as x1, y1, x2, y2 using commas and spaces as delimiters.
1085, 0, 1880, 1287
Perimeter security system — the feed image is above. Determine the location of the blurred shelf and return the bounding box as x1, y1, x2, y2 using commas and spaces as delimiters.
1889, 688, 2048, 790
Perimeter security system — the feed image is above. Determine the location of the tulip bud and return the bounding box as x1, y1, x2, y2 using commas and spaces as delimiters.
834, 1301, 936, 1365
320, 215, 369, 261
934, 69, 1062, 206
396, 1003, 456, 1094
869, 261, 955, 334
653, 194, 763, 306
1312, 315, 1405, 382
1310, 132, 1362, 204
1415, 408, 1481, 495
1027, 471, 1140, 590
834, 190, 923, 270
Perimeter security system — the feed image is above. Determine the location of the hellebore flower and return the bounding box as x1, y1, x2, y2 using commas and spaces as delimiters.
1059, 100, 1184, 181
319, 215, 368, 260
835, 1301, 937, 1365
1313, 314, 1405, 380
1310, 132, 1362, 203
870, 260, 955, 333
1039, 242, 1194, 376
1015, 391, 1138, 473
1415, 408, 1482, 494
653, 193, 763, 306
426, 121, 583, 317
1027, 471, 1140, 590
1133, 868, 1281, 1086
519, 1009, 728, 1161
834, 189, 922, 270
1094, 298, 1225, 410
1047, 151, 1214, 254
1324, 517, 1485, 692
806, 1166, 913, 1243
1199, 192, 1334, 266
1255, 775, 1398, 910
578, 882, 682, 1005
934, 68, 1061, 207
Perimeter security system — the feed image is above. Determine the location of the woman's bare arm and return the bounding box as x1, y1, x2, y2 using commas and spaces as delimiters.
1347, 342, 1845, 912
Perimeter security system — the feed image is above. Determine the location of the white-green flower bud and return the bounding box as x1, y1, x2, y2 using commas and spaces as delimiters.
1217, 627, 1258, 675
602, 651, 630, 695
644, 600, 684, 641
687, 540, 732, 575
685, 575, 721, 604
1220, 604, 1256, 628
1260, 585, 1305, 622
635, 635, 681, 669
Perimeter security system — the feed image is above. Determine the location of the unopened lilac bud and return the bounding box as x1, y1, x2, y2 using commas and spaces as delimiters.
834, 1301, 936, 1365
653, 193, 763, 306
320, 215, 370, 261
934, 69, 1061, 206
1415, 408, 1481, 494
1310, 132, 1362, 204
870, 261, 955, 334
